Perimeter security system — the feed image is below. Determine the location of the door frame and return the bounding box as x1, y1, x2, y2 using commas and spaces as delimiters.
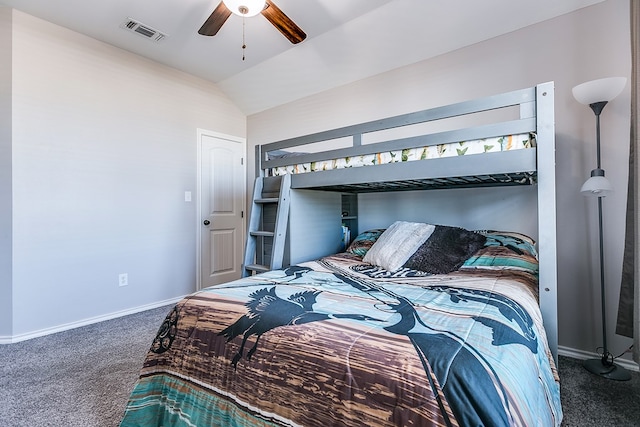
196, 128, 247, 290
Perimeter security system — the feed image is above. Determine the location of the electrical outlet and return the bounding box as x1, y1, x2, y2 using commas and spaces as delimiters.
119, 273, 128, 287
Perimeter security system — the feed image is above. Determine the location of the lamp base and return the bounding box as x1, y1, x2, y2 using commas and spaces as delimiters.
583, 358, 632, 381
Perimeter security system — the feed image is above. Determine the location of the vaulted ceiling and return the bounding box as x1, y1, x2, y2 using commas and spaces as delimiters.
0, 0, 604, 114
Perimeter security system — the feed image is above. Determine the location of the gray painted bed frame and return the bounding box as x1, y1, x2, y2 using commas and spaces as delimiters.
255, 82, 558, 361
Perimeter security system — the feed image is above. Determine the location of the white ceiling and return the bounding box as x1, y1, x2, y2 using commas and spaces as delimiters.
1, 0, 603, 115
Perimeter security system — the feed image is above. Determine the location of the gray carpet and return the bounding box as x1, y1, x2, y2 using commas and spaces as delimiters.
0, 306, 169, 427
558, 355, 640, 426
1, 306, 639, 426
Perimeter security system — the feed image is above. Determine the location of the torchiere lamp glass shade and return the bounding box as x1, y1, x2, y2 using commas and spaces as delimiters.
572, 77, 627, 105
223, 0, 266, 17
581, 171, 613, 197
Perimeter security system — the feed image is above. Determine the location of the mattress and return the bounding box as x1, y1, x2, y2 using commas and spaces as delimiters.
269, 133, 534, 176
120, 230, 561, 427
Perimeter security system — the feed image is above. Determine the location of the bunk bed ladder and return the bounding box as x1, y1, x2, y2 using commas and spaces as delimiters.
243, 174, 291, 277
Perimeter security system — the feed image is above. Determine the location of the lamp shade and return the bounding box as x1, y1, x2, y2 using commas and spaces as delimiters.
572, 77, 627, 105
581, 175, 613, 197
223, 0, 266, 17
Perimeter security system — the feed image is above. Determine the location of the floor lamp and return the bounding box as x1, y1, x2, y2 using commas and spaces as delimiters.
572, 76, 631, 381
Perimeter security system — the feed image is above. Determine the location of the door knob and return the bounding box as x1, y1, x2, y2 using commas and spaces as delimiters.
203, 220, 210, 226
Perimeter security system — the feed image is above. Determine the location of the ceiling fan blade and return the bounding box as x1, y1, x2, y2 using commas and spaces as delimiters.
261, 0, 306, 44
198, 2, 232, 36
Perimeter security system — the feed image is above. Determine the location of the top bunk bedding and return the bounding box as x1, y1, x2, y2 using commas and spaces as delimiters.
269, 133, 534, 178
257, 82, 555, 193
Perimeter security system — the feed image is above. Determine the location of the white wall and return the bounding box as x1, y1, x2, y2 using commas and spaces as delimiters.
4, 9, 246, 339
248, 1, 632, 359
0, 8, 13, 338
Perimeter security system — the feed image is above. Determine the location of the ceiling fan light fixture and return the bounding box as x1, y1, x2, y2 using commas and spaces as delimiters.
223, 0, 266, 17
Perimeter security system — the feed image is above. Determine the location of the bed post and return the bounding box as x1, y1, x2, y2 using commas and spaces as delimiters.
255, 144, 263, 178
535, 82, 558, 364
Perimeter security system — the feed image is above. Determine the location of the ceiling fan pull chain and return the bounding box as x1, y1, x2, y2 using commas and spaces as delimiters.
242, 16, 246, 61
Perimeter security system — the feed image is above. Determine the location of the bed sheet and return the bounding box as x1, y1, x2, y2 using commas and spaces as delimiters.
120, 253, 561, 427
270, 133, 534, 176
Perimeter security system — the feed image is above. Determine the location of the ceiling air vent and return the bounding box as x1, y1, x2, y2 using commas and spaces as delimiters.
120, 18, 167, 42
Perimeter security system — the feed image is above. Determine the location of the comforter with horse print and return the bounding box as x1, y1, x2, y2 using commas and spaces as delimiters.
120, 253, 562, 427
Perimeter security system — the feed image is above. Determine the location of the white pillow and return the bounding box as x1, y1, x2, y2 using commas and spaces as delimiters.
363, 221, 435, 271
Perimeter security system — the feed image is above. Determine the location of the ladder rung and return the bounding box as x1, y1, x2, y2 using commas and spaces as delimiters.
250, 230, 274, 237
245, 264, 270, 273
255, 198, 279, 204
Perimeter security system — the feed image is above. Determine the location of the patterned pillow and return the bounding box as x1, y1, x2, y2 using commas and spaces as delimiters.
345, 229, 386, 258
461, 231, 539, 274
477, 230, 538, 258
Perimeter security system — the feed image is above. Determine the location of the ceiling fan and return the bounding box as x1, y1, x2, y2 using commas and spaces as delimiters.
198, 0, 307, 44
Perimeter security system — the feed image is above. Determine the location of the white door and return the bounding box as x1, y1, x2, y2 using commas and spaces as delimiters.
198, 130, 245, 289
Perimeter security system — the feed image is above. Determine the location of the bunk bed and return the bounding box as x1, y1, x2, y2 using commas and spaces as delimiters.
120, 82, 560, 427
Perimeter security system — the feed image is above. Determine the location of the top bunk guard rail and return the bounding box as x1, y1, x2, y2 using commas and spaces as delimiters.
257, 85, 543, 193
264, 118, 535, 171
261, 86, 536, 152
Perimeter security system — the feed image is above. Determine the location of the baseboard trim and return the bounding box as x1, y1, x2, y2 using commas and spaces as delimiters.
558, 345, 639, 372
0, 297, 184, 345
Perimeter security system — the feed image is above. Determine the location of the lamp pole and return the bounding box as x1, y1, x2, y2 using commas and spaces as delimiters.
592, 101, 609, 365
597, 192, 608, 364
